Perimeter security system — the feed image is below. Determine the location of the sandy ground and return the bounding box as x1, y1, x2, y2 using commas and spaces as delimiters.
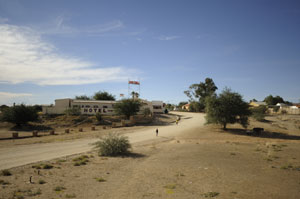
0, 112, 201, 170
0, 112, 300, 199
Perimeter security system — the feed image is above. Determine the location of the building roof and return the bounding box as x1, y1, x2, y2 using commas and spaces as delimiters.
250, 101, 266, 106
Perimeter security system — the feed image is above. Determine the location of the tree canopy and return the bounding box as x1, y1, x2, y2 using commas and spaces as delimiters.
1, 104, 39, 126
205, 88, 251, 130
114, 99, 141, 119
263, 95, 284, 105
93, 91, 115, 101
75, 95, 91, 100
184, 78, 218, 111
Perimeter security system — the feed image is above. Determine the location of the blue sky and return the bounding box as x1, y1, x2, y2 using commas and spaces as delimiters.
0, 0, 299, 105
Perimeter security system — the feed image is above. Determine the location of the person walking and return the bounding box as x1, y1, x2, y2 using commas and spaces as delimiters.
156, 128, 158, 136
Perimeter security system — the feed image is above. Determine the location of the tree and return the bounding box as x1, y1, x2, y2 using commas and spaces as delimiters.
0, 105, 9, 112
75, 95, 91, 100
114, 99, 141, 119
184, 78, 218, 111
205, 88, 251, 130
189, 101, 202, 112
263, 95, 284, 105
131, 91, 139, 99
93, 91, 115, 101
1, 104, 39, 126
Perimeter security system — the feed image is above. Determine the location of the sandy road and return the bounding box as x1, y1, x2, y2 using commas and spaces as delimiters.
0, 112, 205, 170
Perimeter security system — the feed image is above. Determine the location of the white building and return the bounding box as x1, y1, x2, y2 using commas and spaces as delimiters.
42, 98, 164, 115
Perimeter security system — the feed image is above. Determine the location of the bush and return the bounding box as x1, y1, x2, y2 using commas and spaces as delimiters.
143, 108, 151, 116
273, 106, 280, 113
251, 105, 267, 121
95, 113, 102, 122
94, 133, 131, 156
64, 107, 81, 116
1, 104, 38, 126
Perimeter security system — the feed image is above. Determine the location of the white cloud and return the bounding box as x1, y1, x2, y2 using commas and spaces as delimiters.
0, 92, 32, 99
158, 35, 181, 41
0, 24, 132, 85
0, 92, 32, 98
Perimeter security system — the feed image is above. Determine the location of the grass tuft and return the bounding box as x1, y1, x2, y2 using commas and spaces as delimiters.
65, 193, 77, 198
202, 192, 219, 198
54, 186, 66, 192
95, 177, 106, 182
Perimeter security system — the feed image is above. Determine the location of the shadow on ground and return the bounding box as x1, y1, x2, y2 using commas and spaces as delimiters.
120, 152, 147, 159
225, 128, 300, 140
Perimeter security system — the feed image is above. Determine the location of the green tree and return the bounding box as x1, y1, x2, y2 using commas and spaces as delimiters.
184, 78, 218, 111
114, 99, 141, 119
205, 88, 251, 130
93, 91, 115, 101
1, 104, 39, 127
75, 95, 91, 100
263, 95, 284, 105
131, 91, 139, 99
189, 101, 202, 112
0, 105, 9, 112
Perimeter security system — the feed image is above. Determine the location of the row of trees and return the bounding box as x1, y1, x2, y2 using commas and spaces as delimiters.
75, 91, 116, 101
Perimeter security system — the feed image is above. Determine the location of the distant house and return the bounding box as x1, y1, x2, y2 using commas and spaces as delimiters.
249, 101, 267, 107
276, 103, 289, 108
182, 103, 190, 110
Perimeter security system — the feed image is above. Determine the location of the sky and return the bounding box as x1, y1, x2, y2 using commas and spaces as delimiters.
0, 0, 300, 105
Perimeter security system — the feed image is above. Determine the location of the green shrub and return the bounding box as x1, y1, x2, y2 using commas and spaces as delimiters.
73, 155, 89, 166
143, 108, 151, 116
95, 113, 102, 122
95, 177, 106, 182
54, 186, 66, 192
42, 164, 53, 169
65, 193, 77, 198
65, 107, 81, 116
94, 133, 131, 156
273, 106, 280, 113
251, 105, 267, 121
1, 104, 38, 126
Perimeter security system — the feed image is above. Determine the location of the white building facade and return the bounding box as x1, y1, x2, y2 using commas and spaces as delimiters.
42, 98, 164, 115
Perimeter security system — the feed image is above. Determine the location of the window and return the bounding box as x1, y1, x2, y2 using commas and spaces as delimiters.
103, 106, 108, 108
93, 105, 99, 108
85, 105, 90, 108
73, 105, 79, 108
153, 105, 162, 109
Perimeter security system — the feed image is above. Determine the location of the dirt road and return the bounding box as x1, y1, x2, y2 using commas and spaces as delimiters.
0, 112, 205, 170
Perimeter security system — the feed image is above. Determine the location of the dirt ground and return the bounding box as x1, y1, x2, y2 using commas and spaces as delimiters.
0, 113, 300, 199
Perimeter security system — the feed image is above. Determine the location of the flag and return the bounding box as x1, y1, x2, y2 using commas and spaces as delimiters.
128, 80, 140, 85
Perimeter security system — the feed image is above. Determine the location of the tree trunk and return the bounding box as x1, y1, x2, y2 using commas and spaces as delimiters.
223, 123, 227, 130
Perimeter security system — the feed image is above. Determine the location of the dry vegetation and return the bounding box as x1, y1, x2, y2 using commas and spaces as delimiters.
0, 113, 300, 198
